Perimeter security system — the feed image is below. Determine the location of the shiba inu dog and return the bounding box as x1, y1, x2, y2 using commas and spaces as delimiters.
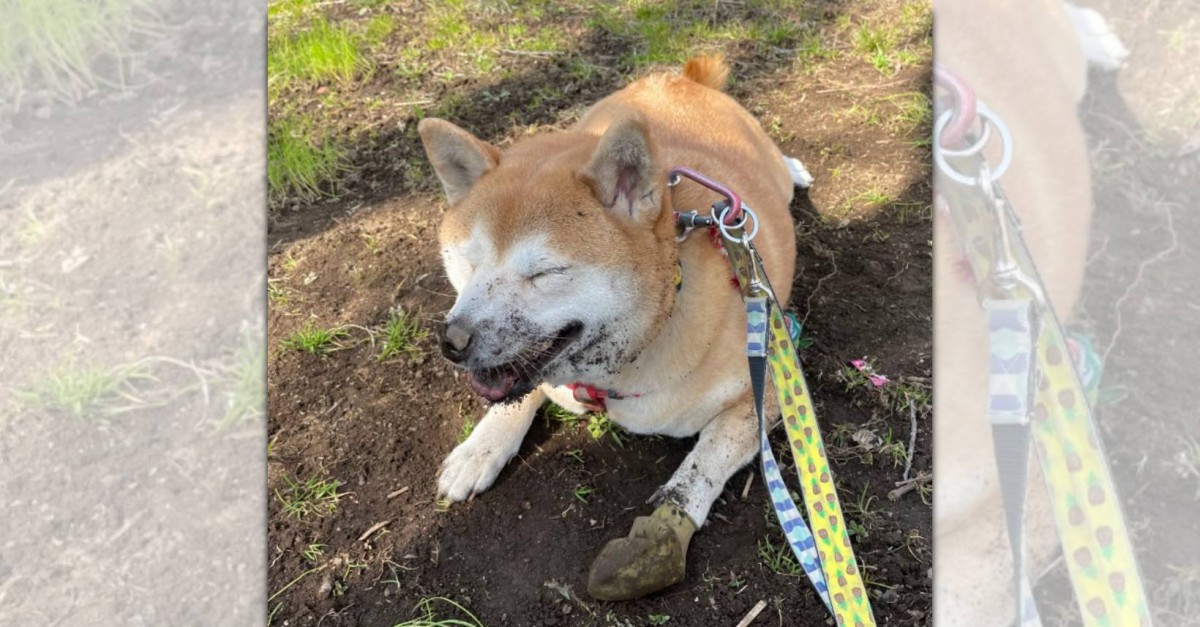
418, 54, 796, 600
934, 1, 1127, 623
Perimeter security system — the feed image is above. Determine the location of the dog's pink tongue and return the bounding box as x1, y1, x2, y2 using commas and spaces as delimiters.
470, 371, 516, 402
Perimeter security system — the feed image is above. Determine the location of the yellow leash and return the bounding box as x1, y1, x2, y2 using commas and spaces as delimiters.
713, 197, 878, 627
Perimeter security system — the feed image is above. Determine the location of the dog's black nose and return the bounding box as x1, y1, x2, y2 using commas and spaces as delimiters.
440, 322, 473, 363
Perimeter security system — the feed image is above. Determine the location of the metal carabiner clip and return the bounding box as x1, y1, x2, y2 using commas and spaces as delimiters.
978, 164, 1045, 305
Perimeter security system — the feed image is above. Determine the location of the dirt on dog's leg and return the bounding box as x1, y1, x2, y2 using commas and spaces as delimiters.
657, 401, 760, 525
588, 401, 758, 600
437, 387, 545, 502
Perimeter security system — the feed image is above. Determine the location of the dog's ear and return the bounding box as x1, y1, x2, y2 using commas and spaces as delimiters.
418, 118, 500, 205
579, 115, 662, 223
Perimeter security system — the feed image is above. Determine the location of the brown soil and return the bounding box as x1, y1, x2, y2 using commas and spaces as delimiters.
268, 2, 933, 626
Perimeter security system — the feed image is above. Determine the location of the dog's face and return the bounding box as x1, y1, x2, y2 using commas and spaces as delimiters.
419, 117, 678, 402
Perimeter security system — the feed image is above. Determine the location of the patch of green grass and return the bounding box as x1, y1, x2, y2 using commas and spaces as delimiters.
394, 596, 484, 627
378, 308, 429, 361
854, 23, 901, 74
845, 482, 880, 529
268, 279, 293, 307
457, 418, 476, 444
282, 252, 301, 274
15, 359, 153, 419
217, 332, 266, 429
589, 3, 801, 68
0, 0, 151, 101
846, 187, 894, 214
884, 92, 932, 133
795, 29, 838, 64
843, 102, 883, 127
276, 472, 343, 519
268, 116, 347, 204
426, 8, 472, 52
394, 47, 431, 80
648, 615, 671, 626
900, 0, 933, 40
879, 430, 909, 468
301, 543, 326, 561
758, 533, 804, 577
895, 201, 931, 224
364, 14, 395, 45
269, 17, 371, 92
543, 401, 584, 427
281, 322, 349, 354
17, 208, 48, 250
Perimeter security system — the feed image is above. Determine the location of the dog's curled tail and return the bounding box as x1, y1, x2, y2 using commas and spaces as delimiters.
682, 53, 729, 91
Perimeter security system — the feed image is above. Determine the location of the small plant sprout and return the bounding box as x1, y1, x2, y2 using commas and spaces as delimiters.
648, 615, 671, 625
572, 485, 595, 503
587, 413, 625, 447
378, 308, 428, 361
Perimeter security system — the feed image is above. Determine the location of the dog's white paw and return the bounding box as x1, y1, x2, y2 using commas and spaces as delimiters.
1064, 2, 1130, 71
437, 435, 519, 503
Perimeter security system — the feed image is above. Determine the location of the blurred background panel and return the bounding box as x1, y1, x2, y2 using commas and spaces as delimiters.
934, 1, 1200, 624
0, 0, 265, 625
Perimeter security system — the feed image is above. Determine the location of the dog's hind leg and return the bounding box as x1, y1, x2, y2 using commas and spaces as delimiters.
587, 401, 759, 600
437, 386, 545, 502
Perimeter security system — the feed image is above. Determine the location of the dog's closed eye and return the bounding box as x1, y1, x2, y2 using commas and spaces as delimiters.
527, 266, 570, 283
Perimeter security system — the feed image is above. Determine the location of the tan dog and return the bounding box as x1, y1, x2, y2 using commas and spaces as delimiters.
934, 1, 1122, 623
418, 54, 796, 599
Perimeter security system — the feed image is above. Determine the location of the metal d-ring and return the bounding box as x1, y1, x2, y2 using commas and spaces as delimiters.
938, 115, 991, 158
717, 203, 759, 242
934, 102, 1012, 187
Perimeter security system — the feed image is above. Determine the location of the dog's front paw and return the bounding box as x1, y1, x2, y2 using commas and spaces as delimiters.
437, 435, 517, 503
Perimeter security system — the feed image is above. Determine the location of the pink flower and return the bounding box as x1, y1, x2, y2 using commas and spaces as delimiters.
868, 374, 890, 387
850, 359, 867, 370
